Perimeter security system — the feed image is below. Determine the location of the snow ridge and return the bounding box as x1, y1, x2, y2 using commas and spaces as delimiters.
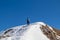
0, 22, 60, 40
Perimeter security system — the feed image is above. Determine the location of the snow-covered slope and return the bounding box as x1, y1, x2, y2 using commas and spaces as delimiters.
0, 22, 60, 40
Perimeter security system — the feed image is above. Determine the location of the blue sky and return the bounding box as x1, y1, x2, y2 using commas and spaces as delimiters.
0, 0, 60, 31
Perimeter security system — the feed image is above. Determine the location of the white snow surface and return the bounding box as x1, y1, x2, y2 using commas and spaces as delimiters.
0, 22, 50, 40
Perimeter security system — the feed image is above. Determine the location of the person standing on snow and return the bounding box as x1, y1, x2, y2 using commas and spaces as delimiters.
27, 17, 30, 25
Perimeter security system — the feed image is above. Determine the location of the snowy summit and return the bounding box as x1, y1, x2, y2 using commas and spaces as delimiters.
0, 22, 60, 40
